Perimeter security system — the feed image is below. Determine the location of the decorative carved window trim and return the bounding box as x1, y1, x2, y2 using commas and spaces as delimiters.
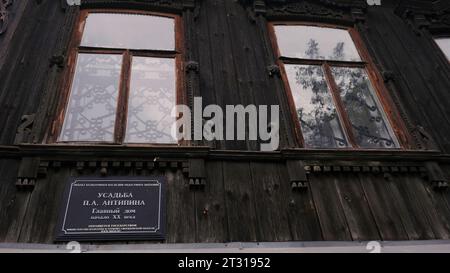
0, 0, 13, 35
395, 0, 450, 64
47, 9, 186, 146
239, 0, 417, 150
81, 0, 190, 13
240, 0, 366, 25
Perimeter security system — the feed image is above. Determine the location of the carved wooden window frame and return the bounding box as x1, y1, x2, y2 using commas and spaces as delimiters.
268, 21, 412, 150
47, 9, 186, 146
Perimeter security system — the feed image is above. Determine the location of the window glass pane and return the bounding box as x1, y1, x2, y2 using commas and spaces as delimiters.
435, 38, 450, 60
125, 57, 177, 144
59, 53, 122, 142
81, 13, 175, 50
331, 67, 399, 149
274, 25, 361, 61
285, 64, 349, 148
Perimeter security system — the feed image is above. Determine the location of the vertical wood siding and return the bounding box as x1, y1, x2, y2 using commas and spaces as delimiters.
0, 0, 449, 243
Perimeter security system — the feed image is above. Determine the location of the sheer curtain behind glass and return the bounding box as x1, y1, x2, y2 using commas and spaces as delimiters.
59, 54, 122, 142
59, 13, 177, 144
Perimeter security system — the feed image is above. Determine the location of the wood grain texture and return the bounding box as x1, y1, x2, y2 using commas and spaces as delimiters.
0, 0, 450, 244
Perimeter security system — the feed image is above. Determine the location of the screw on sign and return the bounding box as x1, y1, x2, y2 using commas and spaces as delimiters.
66, 241, 82, 253
366, 241, 381, 253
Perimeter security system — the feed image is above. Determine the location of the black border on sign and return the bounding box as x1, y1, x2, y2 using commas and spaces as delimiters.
54, 176, 167, 242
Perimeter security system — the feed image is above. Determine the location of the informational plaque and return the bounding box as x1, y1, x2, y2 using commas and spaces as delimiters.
55, 177, 166, 241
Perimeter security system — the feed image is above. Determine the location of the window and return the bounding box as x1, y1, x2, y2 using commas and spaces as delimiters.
55, 11, 181, 144
435, 38, 450, 61
270, 24, 400, 149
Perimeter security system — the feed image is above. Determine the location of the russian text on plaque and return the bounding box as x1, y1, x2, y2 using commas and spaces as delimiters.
55, 177, 166, 241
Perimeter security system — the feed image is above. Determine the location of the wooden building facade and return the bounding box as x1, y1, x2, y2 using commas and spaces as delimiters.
1, 0, 450, 244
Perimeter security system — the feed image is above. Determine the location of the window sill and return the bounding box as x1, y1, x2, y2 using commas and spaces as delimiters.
0, 144, 446, 163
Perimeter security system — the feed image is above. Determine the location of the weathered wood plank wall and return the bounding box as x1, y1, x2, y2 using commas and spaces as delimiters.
1, 0, 449, 150
0, 0, 449, 244
0, 1, 68, 145
1, 161, 450, 243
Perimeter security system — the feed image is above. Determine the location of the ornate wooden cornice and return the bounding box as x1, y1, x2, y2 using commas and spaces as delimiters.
395, 0, 450, 34
240, 0, 366, 9
0, 0, 13, 35
2, 144, 448, 191
80, 0, 198, 13
239, 0, 368, 24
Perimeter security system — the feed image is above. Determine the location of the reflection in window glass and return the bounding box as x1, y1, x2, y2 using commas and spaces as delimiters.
331, 67, 399, 149
435, 38, 450, 60
274, 25, 361, 61
285, 64, 349, 148
59, 54, 122, 142
81, 13, 175, 50
125, 57, 177, 144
